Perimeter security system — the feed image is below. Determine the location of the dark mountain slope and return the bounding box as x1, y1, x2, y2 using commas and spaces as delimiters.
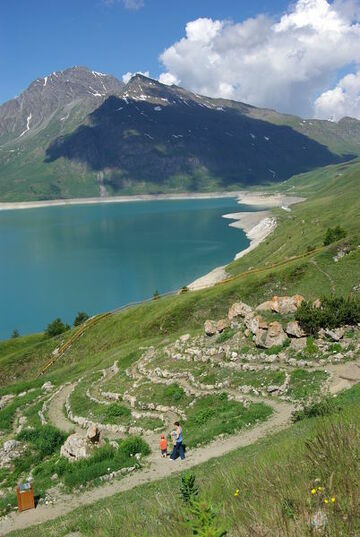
0, 70, 358, 201
46, 90, 344, 190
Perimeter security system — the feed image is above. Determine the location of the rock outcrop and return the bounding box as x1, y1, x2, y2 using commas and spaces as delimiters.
228, 302, 253, 321
204, 320, 217, 336
257, 295, 304, 314
286, 321, 306, 338
60, 434, 89, 461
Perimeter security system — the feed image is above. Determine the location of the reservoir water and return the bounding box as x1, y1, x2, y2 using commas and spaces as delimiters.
0, 197, 254, 339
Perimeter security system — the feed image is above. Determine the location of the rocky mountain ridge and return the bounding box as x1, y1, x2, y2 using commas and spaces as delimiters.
0, 67, 359, 201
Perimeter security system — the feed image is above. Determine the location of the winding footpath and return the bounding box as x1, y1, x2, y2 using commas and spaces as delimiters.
1, 360, 360, 535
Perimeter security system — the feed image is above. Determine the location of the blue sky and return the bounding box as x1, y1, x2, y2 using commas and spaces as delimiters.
0, 0, 289, 103
1, 0, 360, 119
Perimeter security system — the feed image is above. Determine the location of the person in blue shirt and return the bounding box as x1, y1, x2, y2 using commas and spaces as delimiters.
170, 421, 185, 460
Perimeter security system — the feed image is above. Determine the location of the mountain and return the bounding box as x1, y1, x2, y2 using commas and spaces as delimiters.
0, 67, 359, 201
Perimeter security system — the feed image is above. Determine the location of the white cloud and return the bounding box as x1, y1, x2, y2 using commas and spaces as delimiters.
158, 1, 360, 118
314, 70, 360, 119
103, 0, 144, 9
123, 0, 144, 9
122, 70, 150, 83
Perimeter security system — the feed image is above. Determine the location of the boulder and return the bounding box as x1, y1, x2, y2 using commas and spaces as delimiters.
271, 295, 304, 314
60, 434, 89, 461
3, 440, 20, 453
324, 327, 345, 341
289, 337, 307, 352
204, 320, 217, 336
216, 319, 229, 333
264, 321, 288, 348
246, 315, 268, 335
256, 300, 273, 312
253, 328, 268, 348
286, 321, 305, 338
227, 302, 253, 321
41, 381, 54, 392
86, 424, 100, 444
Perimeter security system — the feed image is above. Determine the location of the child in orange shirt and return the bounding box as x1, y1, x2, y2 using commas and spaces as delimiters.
160, 433, 168, 457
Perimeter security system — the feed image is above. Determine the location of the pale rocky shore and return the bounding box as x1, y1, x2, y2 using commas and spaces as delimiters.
0, 191, 242, 211
189, 192, 305, 290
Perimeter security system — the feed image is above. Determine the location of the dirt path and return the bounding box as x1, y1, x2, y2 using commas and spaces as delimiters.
2, 361, 359, 535
310, 259, 335, 294
0, 400, 293, 535
46, 384, 81, 434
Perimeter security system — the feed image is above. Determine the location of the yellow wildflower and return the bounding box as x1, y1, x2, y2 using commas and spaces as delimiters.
331, 497, 336, 503
234, 489, 240, 497
318, 487, 323, 491
311, 488, 317, 495
324, 499, 329, 504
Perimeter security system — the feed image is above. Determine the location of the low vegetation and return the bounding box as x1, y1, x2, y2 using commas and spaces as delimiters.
296, 296, 360, 335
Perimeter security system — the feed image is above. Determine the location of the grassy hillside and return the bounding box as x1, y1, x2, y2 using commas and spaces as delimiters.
8, 382, 360, 537
1, 158, 360, 535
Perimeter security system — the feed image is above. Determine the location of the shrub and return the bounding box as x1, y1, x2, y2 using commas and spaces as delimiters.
74, 312, 89, 326
11, 329, 19, 338
305, 336, 318, 355
216, 328, 236, 343
17, 425, 67, 457
296, 296, 360, 335
324, 225, 347, 246
45, 318, 70, 338
104, 403, 131, 421
119, 436, 150, 457
292, 396, 342, 422
153, 290, 160, 300
164, 384, 186, 403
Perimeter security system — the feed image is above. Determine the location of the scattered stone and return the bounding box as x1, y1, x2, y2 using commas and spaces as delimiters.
267, 385, 280, 394
86, 424, 100, 444
60, 434, 89, 461
325, 327, 345, 341
286, 321, 305, 338
3, 440, 20, 453
246, 315, 268, 335
0, 394, 15, 410
228, 302, 253, 321
51, 473, 58, 481
204, 320, 217, 336
216, 319, 229, 333
311, 509, 328, 531
271, 295, 304, 314
253, 328, 268, 348
180, 334, 191, 343
289, 337, 307, 352
264, 322, 288, 348
41, 381, 54, 392
256, 300, 273, 312
313, 298, 321, 308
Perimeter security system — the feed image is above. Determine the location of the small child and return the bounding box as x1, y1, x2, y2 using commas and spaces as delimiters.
160, 433, 168, 457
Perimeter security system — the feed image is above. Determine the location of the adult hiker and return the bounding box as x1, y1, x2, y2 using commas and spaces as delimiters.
170, 421, 185, 460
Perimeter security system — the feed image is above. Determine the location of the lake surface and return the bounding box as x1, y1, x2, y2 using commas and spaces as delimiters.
0, 198, 254, 339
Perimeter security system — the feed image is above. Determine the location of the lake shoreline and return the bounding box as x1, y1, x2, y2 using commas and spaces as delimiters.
0, 192, 243, 211
188, 193, 305, 290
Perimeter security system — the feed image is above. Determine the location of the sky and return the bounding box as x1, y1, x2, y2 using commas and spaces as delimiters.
1, 0, 360, 120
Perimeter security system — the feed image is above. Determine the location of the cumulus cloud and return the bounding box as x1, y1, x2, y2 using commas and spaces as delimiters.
122, 70, 150, 83
315, 70, 360, 119
159, 0, 360, 118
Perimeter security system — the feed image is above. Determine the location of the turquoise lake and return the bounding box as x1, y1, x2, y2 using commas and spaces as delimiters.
0, 198, 255, 339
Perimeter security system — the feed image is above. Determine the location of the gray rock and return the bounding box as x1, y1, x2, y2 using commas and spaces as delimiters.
204, 320, 217, 336
86, 424, 100, 444
325, 327, 345, 341
289, 337, 307, 352
60, 434, 89, 461
286, 320, 305, 338
264, 322, 288, 348
228, 302, 253, 321
3, 440, 20, 453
